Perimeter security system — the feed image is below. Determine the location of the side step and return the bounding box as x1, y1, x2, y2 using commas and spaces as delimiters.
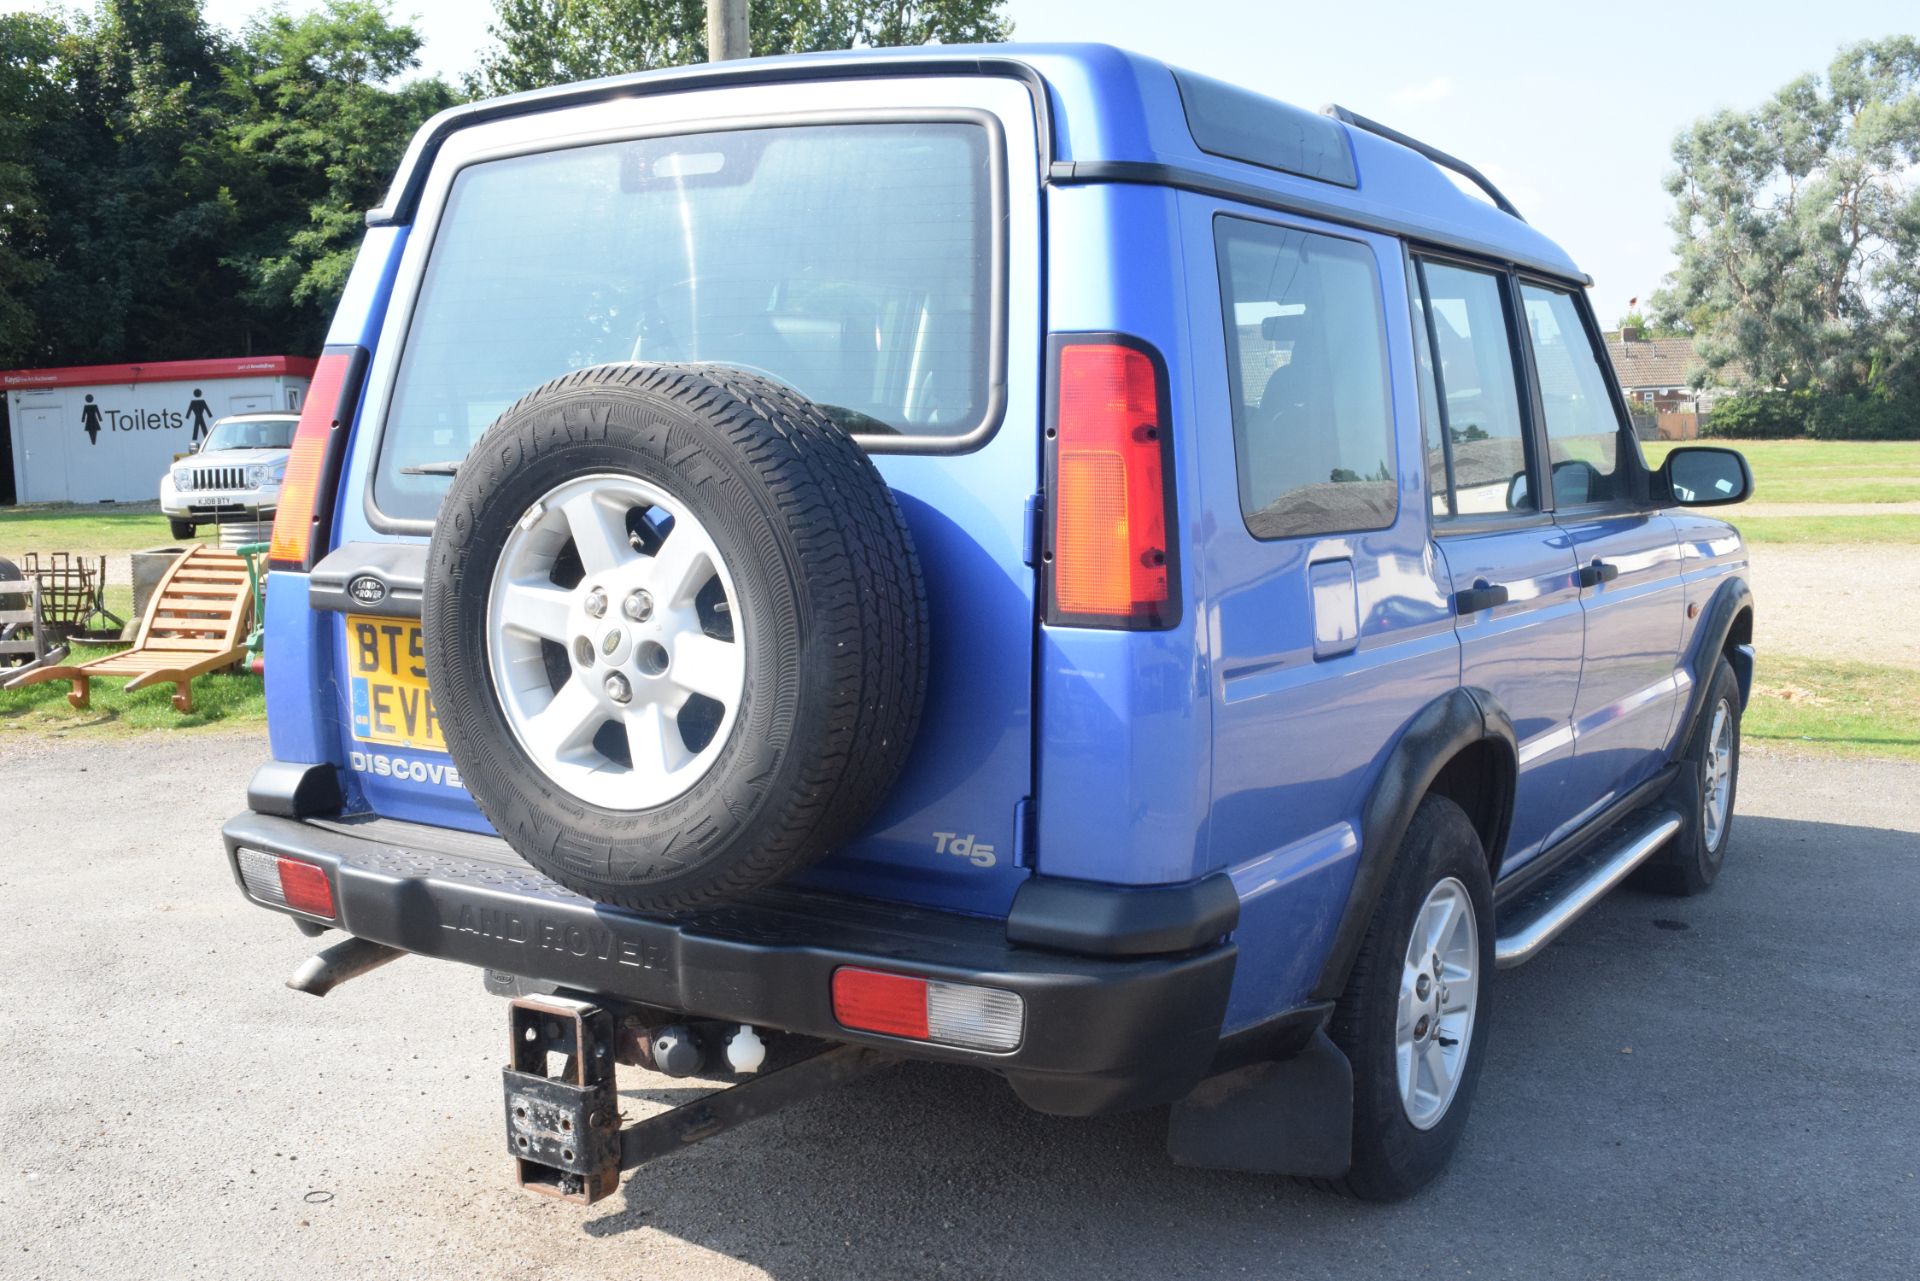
1494, 808, 1683, 968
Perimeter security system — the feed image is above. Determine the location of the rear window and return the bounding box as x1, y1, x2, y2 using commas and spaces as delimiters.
374, 121, 996, 522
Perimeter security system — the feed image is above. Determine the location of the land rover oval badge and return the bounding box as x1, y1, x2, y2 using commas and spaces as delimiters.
348, 575, 388, 606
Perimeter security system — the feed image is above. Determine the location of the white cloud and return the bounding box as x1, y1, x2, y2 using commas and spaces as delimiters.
1390, 76, 1454, 107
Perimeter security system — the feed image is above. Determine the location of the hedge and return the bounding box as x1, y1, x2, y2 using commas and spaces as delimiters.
1703, 390, 1920, 441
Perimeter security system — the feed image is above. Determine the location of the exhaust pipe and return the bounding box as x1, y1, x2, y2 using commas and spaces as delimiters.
287, 935, 405, 996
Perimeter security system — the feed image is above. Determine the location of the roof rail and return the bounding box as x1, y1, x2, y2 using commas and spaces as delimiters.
1322, 105, 1525, 223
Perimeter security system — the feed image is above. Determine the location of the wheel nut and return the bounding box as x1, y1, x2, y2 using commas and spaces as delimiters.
584, 587, 608, 619
604, 673, 632, 704
573, 636, 595, 667
1416, 974, 1431, 1000
623, 589, 653, 622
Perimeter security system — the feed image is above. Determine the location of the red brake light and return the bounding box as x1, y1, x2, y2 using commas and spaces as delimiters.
1047, 339, 1176, 628
277, 859, 336, 918
270, 346, 366, 570
831, 968, 931, 1040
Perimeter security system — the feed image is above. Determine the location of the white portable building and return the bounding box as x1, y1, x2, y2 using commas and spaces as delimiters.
4, 356, 313, 504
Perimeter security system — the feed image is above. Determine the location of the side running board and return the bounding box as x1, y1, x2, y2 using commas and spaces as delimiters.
1494, 809, 1683, 968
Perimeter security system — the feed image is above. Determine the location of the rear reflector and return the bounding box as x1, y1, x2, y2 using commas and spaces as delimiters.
269, 346, 367, 570
1046, 337, 1177, 628
236, 847, 337, 920
831, 967, 1024, 1053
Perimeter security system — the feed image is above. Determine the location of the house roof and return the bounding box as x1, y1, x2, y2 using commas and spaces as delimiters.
1600, 332, 1743, 391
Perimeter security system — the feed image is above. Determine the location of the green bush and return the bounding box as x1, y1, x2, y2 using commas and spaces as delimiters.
1703, 391, 1811, 439
1704, 390, 1920, 440
1808, 393, 1917, 441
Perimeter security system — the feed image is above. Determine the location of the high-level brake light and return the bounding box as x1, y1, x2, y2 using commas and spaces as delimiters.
1046, 338, 1177, 628
830, 967, 1025, 1053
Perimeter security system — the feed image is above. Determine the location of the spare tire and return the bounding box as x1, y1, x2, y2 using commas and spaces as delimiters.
425, 363, 928, 911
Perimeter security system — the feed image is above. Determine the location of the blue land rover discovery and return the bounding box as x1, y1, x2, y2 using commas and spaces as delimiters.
224, 44, 1756, 1202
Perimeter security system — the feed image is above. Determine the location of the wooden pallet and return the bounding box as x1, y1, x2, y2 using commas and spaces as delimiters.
2, 546, 252, 713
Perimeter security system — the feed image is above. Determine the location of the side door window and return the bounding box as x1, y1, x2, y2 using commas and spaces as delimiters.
1411, 260, 1536, 520
1517, 282, 1634, 508
1215, 217, 1396, 540
1411, 254, 1584, 872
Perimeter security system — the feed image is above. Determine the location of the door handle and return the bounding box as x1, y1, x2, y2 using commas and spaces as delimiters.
1454, 581, 1510, 614
1577, 559, 1621, 589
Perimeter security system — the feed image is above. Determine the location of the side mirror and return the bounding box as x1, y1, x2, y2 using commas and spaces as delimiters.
1660, 446, 1753, 507
1505, 471, 1530, 512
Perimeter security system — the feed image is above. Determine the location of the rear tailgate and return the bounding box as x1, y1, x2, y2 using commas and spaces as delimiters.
301, 75, 1045, 917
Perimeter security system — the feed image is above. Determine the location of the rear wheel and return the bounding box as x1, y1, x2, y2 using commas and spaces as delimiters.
1328, 795, 1493, 1200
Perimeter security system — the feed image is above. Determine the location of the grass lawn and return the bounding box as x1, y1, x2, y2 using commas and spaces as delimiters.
1641, 438, 1920, 505
0, 641, 265, 736
1746, 655, 1920, 761
0, 502, 216, 560
1738, 514, 1920, 544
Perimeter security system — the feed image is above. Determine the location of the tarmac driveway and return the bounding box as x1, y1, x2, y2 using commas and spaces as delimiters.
1, 733, 1915, 1281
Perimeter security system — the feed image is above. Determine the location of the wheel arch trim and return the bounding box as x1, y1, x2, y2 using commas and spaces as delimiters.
1309, 686, 1516, 1003
1678, 576, 1754, 749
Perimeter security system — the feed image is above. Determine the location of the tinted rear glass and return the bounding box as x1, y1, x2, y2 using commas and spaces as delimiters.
374, 121, 995, 521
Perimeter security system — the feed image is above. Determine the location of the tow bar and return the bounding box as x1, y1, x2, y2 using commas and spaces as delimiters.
503, 994, 897, 1204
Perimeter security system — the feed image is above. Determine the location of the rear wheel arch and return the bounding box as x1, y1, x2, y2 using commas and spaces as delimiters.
1425, 735, 1516, 881
1310, 687, 1516, 1003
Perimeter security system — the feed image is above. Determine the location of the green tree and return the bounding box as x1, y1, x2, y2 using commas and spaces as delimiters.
226, 1, 457, 349
469, 0, 1011, 97
11, 0, 248, 365
1612, 308, 1688, 339
1652, 38, 1920, 394
0, 13, 67, 367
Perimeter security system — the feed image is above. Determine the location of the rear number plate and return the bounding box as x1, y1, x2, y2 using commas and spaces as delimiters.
346, 614, 445, 753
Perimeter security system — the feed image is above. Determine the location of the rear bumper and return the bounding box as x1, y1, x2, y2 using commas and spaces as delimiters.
221, 809, 1238, 1116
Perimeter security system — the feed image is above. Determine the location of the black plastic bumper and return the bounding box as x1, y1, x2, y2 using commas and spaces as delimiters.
221, 810, 1237, 1116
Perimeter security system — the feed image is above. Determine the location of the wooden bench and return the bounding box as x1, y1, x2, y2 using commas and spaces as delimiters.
2, 546, 253, 714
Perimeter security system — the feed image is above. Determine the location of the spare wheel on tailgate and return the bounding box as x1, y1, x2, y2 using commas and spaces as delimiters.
424, 362, 928, 911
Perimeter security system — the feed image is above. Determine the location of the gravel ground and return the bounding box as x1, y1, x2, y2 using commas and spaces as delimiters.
1746, 543, 1920, 668
2, 732, 1916, 1281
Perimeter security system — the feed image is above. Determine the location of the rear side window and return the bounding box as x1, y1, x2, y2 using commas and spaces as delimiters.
1519, 282, 1627, 507
1215, 218, 1395, 540
374, 121, 995, 522
1412, 260, 1535, 519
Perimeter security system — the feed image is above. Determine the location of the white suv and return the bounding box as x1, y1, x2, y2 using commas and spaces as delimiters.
159, 412, 298, 539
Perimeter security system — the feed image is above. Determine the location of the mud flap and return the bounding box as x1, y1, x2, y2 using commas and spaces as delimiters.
1165, 1030, 1353, 1177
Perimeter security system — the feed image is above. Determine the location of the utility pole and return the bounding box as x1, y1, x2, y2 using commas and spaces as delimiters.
707, 0, 748, 61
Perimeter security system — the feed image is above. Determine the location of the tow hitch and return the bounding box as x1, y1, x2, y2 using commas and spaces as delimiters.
503, 994, 897, 1205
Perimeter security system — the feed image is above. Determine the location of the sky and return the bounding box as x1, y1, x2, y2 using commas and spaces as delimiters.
10, 0, 1917, 322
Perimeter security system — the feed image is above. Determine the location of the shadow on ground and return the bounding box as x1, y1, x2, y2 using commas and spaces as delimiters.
574, 812, 1920, 1280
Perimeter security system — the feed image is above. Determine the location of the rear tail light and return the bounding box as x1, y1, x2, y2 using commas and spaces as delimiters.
831, 967, 1025, 1053
1045, 337, 1178, 629
236, 848, 337, 920
269, 344, 369, 570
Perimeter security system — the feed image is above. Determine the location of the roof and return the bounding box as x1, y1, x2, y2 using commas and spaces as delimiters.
2, 355, 317, 392
1600, 333, 1742, 391
375, 43, 1586, 282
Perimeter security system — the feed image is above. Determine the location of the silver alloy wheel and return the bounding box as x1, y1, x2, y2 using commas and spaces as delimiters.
485, 473, 745, 811
1396, 876, 1480, 1131
1702, 699, 1734, 852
